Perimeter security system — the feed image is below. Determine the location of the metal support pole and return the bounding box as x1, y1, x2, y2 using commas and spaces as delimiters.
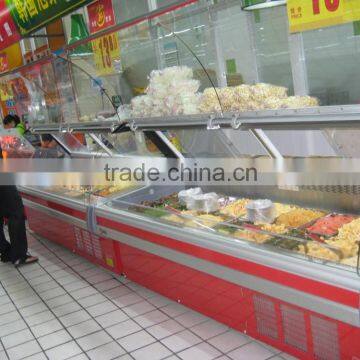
250, 129, 283, 159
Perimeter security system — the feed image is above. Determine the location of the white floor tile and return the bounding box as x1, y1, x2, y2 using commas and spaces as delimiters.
25, 310, 55, 327
7, 340, 42, 360
103, 286, 131, 300
87, 341, 125, 360
147, 295, 173, 308
20, 303, 48, 318
190, 320, 228, 340
52, 302, 82, 317
59, 309, 91, 327
6, 282, 31, 294
228, 342, 275, 360
0, 319, 28, 337
31, 319, 64, 338
0, 295, 11, 306
117, 330, 156, 352
0, 311, 20, 326
147, 319, 185, 340
94, 279, 121, 292
161, 303, 189, 318
0, 351, 6, 360
33, 281, 59, 294
76, 330, 112, 351
45, 341, 82, 360
208, 331, 251, 353
178, 342, 221, 360
2, 329, 34, 349
86, 273, 114, 285
67, 319, 101, 338
130, 341, 172, 360
0, 301, 15, 316
122, 301, 156, 318
95, 309, 129, 328
174, 311, 209, 328
28, 275, 53, 286
45, 294, 73, 309
63, 281, 89, 292
57, 275, 82, 286
106, 319, 142, 339
39, 287, 66, 301
9, 288, 37, 301
38, 329, 72, 350
160, 330, 202, 353
86, 300, 117, 317
112, 293, 144, 308
23, 352, 47, 360
13, 295, 41, 309
134, 309, 170, 328
71, 286, 98, 300
67, 354, 88, 360
78, 293, 107, 308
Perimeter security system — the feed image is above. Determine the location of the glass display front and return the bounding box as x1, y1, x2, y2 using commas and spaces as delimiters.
107, 185, 359, 272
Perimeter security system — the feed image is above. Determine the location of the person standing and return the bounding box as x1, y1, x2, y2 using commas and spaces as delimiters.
0, 130, 38, 266
0, 186, 38, 266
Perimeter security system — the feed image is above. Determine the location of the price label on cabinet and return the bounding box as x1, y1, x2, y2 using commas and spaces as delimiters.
92, 33, 120, 76
288, 0, 360, 33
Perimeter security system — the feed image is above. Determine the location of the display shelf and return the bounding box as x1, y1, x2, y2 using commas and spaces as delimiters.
129, 105, 360, 131
31, 121, 127, 134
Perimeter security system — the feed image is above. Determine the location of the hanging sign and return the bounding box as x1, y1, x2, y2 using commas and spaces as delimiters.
0, 0, 20, 51
87, 0, 120, 76
6, 0, 93, 36
288, 0, 360, 33
0, 53, 9, 73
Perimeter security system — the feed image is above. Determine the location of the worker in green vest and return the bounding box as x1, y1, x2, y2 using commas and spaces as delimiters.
3, 114, 26, 136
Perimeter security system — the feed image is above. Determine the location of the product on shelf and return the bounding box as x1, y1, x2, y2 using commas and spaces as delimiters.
234, 228, 270, 244
199, 83, 318, 113
260, 223, 288, 234
298, 242, 341, 262
306, 214, 355, 237
275, 209, 325, 228
326, 218, 360, 258
131, 66, 201, 117
274, 203, 297, 217
219, 198, 250, 217
185, 213, 225, 229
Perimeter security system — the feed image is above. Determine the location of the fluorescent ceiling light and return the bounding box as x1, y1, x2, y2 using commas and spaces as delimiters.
242, 0, 286, 11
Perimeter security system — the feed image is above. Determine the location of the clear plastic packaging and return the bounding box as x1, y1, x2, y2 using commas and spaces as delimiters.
186, 192, 219, 213
178, 187, 203, 205
246, 199, 275, 224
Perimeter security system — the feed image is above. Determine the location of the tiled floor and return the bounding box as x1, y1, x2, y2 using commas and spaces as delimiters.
0, 231, 298, 360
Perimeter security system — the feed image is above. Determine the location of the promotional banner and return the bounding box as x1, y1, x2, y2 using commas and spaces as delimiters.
87, 0, 120, 76
6, 0, 93, 35
288, 0, 360, 33
0, 0, 20, 51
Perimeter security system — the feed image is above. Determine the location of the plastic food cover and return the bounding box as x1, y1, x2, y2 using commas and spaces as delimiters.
0, 129, 35, 158
186, 192, 219, 213
246, 199, 276, 224
178, 187, 203, 205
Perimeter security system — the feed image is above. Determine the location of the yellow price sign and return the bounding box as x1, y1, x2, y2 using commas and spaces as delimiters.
288, 0, 360, 33
93, 33, 120, 76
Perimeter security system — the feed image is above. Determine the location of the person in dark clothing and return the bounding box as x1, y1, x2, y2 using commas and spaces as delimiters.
0, 139, 38, 266
0, 186, 38, 266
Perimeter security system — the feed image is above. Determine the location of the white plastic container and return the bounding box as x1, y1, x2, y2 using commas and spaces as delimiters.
178, 187, 203, 205
246, 199, 275, 224
186, 192, 219, 213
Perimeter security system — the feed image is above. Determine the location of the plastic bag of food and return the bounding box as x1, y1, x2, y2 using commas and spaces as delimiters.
246, 199, 275, 224
178, 187, 203, 205
186, 192, 219, 213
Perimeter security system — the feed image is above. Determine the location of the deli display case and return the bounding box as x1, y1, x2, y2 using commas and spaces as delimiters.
5, 1, 360, 359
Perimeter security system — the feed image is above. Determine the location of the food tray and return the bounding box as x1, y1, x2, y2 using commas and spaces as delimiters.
304, 213, 357, 238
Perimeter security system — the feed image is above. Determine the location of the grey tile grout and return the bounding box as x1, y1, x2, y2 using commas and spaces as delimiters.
0, 272, 50, 360
33, 235, 180, 358
5, 265, 91, 360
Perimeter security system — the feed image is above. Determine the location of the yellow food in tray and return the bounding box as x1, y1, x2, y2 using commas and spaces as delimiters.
234, 229, 270, 244
326, 218, 360, 258
341, 256, 358, 267
260, 223, 288, 234
185, 214, 225, 229
276, 209, 325, 228
273, 203, 296, 217
220, 199, 250, 217
298, 242, 340, 262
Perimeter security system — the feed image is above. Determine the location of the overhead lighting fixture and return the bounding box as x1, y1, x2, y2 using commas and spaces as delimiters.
241, 0, 286, 11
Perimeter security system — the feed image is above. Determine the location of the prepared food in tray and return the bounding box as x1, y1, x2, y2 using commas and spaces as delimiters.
134, 188, 359, 268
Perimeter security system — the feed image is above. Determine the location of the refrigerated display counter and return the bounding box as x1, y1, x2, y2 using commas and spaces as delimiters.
20, 113, 360, 360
